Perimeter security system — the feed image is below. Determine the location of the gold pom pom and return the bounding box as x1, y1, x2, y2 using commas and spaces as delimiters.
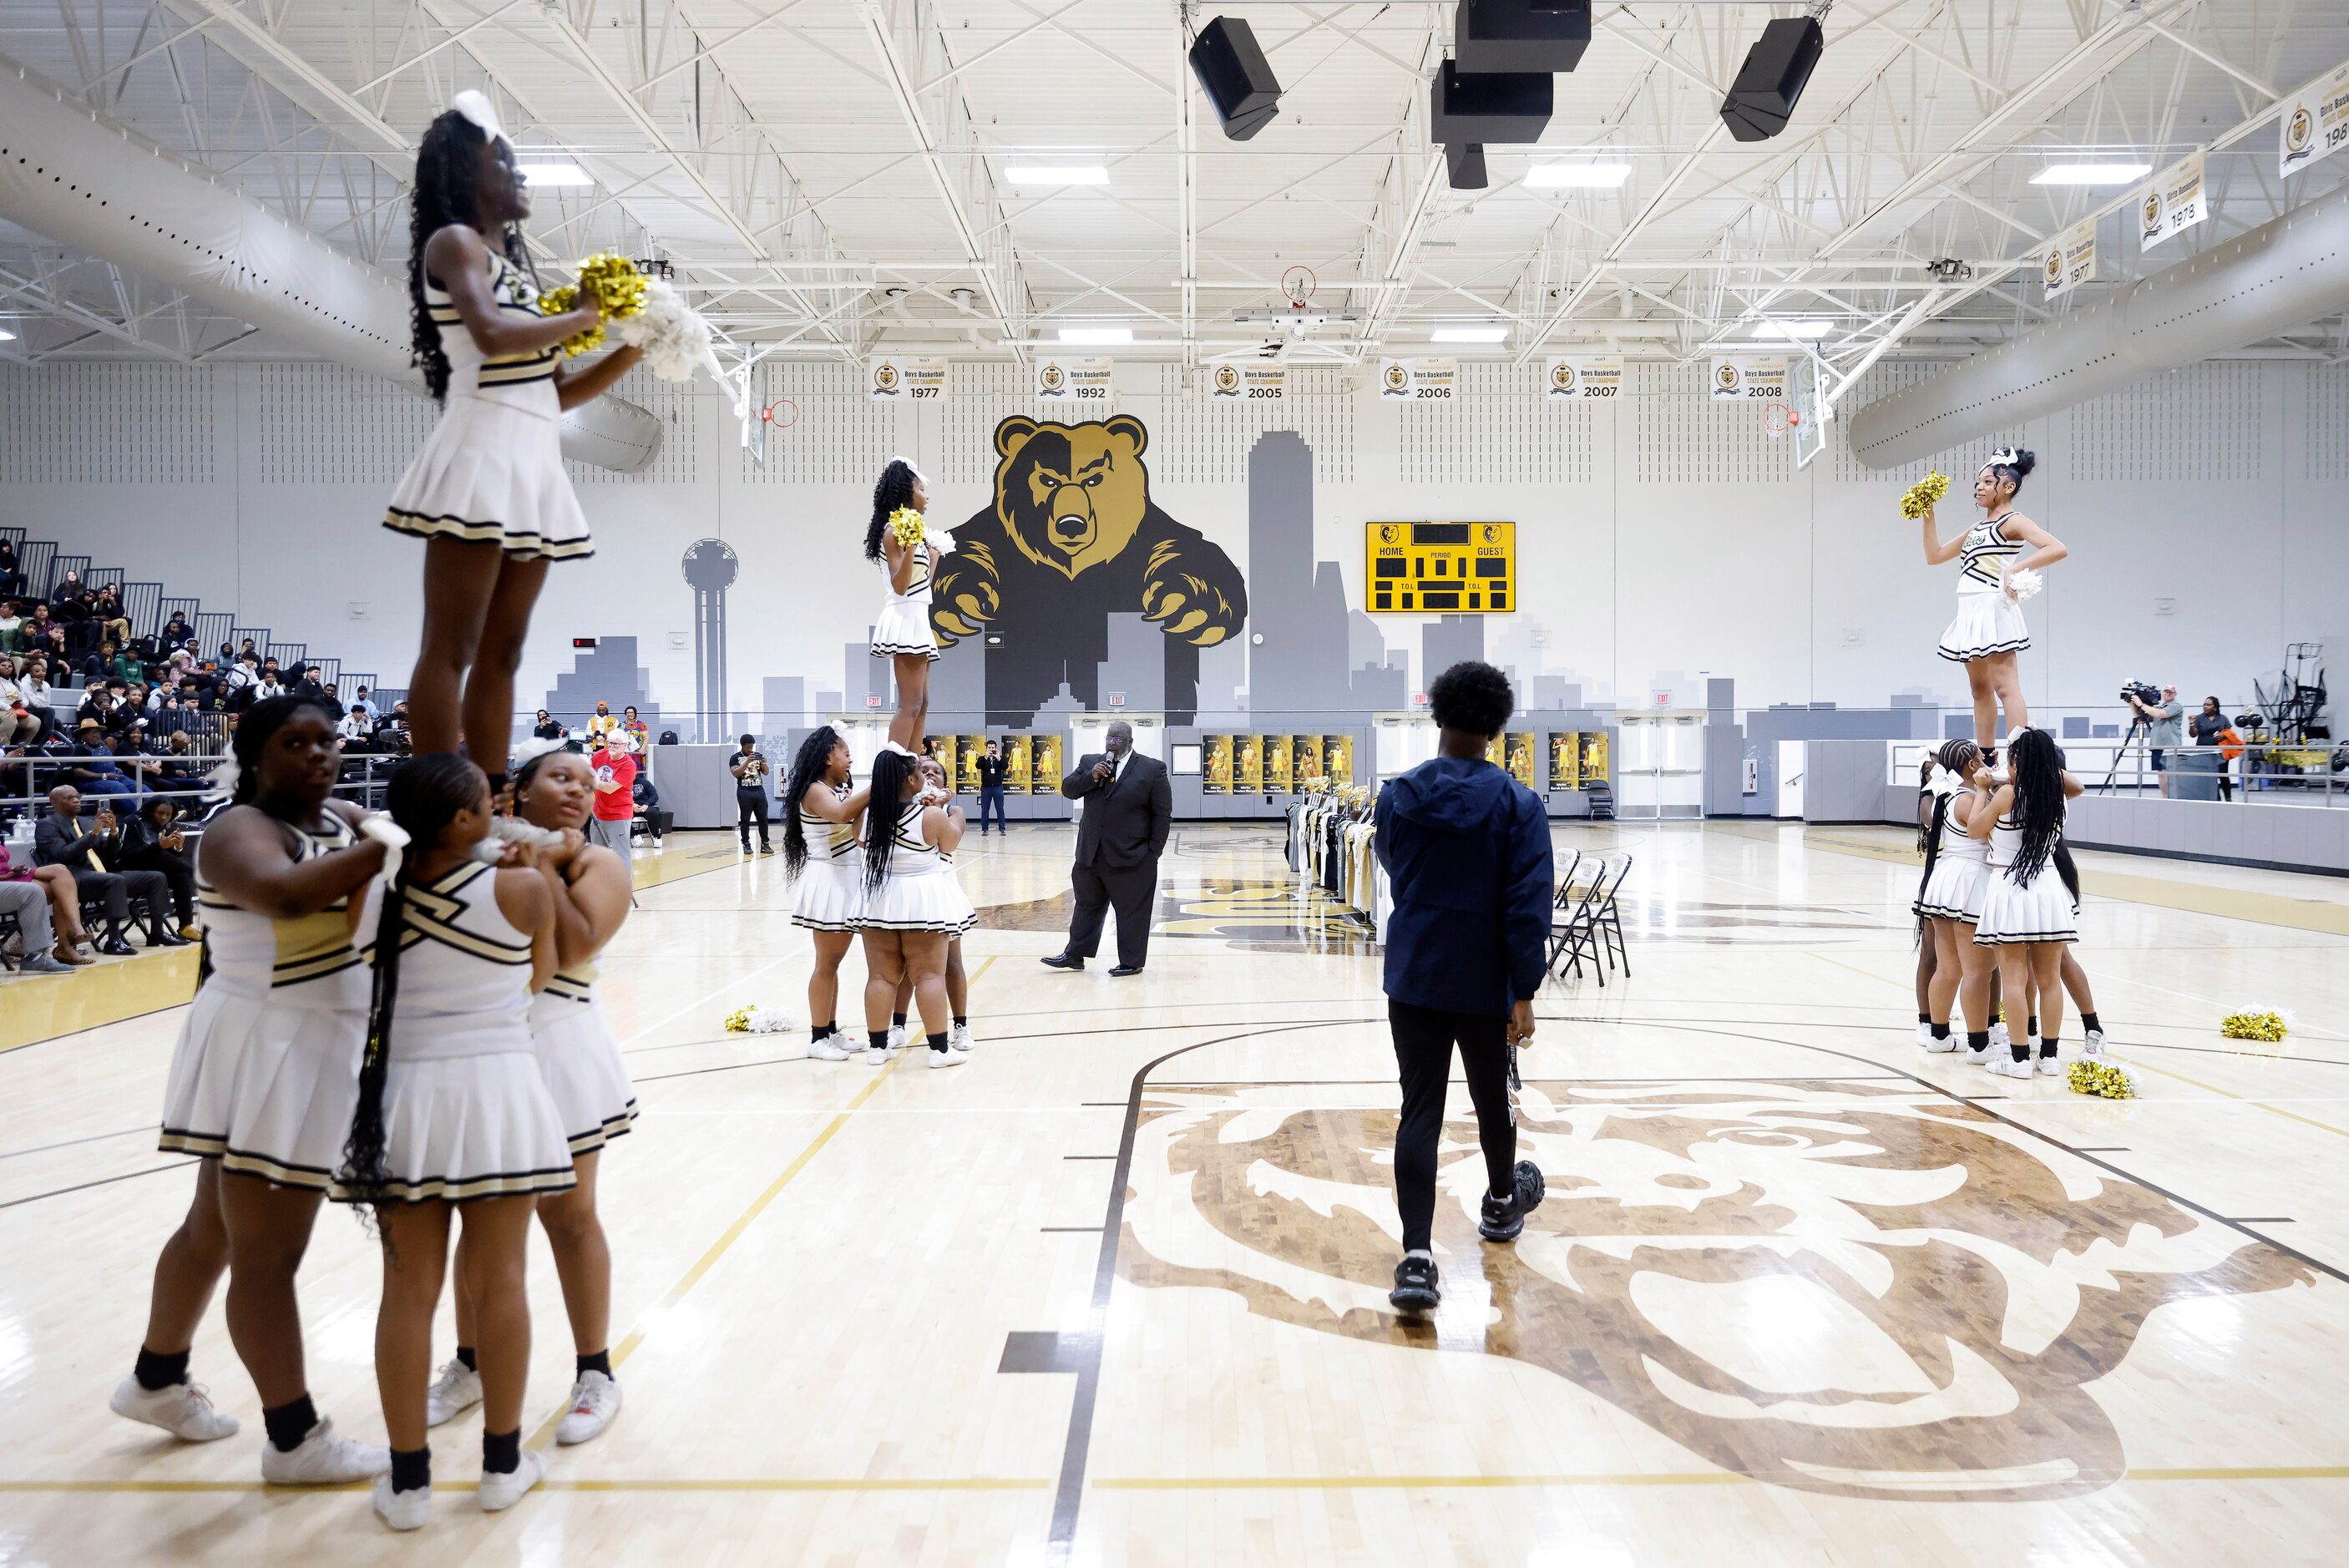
1900, 471, 1952, 519
576, 252, 647, 320
2066, 1059, 2138, 1099
2220, 1010, 2288, 1042
536, 285, 605, 356
887, 506, 925, 549
721, 1006, 753, 1034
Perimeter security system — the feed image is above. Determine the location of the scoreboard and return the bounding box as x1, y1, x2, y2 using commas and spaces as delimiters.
1365, 522, 1516, 614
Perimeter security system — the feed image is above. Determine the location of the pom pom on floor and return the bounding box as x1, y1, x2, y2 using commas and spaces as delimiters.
2068, 1059, 2139, 1099
722, 1006, 798, 1035
2221, 1009, 2289, 1043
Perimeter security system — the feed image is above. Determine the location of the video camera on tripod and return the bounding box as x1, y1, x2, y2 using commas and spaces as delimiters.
2119, 681, 2163, 707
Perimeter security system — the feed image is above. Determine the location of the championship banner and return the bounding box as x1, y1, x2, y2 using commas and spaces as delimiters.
1379, 358, 1456, 402
2139, 153, 2205, 250
1266, 734, 1293, 794
1544, 356, 1621, 400
1035, 358, 1111, 402
1207, 361, 1287, 402
2280, 59, 2349, 179
1005, 735, 1032, 792
1709, 357, 1788, 402
1236, 734, 1263, 793
1202, 735, 1233, 796
2042, 216, 2096, 298
867, 357, 944, 402
1550, 732, 1581, 792
1030, 733, 1062, 792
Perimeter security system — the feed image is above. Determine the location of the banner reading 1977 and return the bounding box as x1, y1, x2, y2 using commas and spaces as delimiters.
867, 357, 945, 402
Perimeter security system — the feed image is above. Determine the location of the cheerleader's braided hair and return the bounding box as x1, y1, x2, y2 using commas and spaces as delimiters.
1914, 739, 1982, 942
864, 459, 922, 564
408, 109, 532, 404
340, 752, 489, 1224
228, 695, 339, 805
860, 748, 919, 896
2003, 727, 2066, 890
1982, 446, 2038, 498
780, 725, 843, 880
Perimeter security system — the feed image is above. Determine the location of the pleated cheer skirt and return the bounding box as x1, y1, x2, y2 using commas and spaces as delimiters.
332, 1050, 578, 1204
792, 857, 866, 932
157, 986, 366, 1191
1936, 592, 2028, 664
529, 997, 638, 1156
853, 863, 974, 935
869, 599, 939, 661
384, 387, 591, 562
1913, 855, 1987, 924
1973, 867, 2078, 946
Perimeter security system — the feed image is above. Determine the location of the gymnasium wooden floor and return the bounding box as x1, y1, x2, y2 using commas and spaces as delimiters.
5, 820, 2349, 1565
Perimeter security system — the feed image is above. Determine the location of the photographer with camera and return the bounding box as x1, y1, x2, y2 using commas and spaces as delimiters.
2122, 683, 2183, 792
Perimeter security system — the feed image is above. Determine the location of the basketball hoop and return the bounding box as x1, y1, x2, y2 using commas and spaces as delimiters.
761, 397, 799, 430
1281, 265, 1317, 307
1764, 402, 1800, 440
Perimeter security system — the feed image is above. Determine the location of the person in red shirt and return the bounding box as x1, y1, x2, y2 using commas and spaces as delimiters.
589, 731, 639, 876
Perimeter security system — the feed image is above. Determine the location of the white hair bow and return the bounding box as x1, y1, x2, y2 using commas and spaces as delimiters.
1926, 763, 1963, 799
450, 89, 508, 146
509, 735, 568, 771
1986, 447, 2020, 467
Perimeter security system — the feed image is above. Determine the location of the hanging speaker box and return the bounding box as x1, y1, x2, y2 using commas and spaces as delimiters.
1190, 17, 1283, 142
1455, 0, 1591, 76
1719, 17, 1824, 142
1445, 142, 1489, 191
1430, 61, 1553, 145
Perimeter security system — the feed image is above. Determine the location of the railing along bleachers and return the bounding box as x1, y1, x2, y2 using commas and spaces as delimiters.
123, 581, 164, 639
192, 610, 232, 654
18, 538, 55, 595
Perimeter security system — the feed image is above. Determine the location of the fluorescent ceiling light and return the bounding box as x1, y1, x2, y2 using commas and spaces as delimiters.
1008, 164, 1109, 185
516, 162, 594, 187
1752, 319, 1834, 340
1525, 163, 1633, 189
2029, 162, 2150, 186
0, 327, 15, 341
1432, 325, 1507, 343
1058, 326, 1132, 345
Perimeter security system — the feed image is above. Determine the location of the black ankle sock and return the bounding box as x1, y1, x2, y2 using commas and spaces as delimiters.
2081, 1011, 2102, 1034
261, 1393, 318, 1452
811, 1023, 836, 1041
1967, 1031, 1989, 1053
2040, 1036, 2058, 1059
892, 1011, 908, 1028
454, 1345, 478, 1372
2011, 1042, 2032, 1064
929, 1031, 949, 1053
2028, 1014, 2039, 1039
1917, 1011, 1931, 1025
481, 1428, 519, 1475
134, 1347, 189, 1392
1929, 1022, 1950, 1040
390, 1446, 430, 1495
577, 1349, 611, 1378
953, 1014, 967, 1029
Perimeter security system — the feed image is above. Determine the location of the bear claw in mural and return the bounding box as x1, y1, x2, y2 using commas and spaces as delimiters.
931, 413, 1247, 720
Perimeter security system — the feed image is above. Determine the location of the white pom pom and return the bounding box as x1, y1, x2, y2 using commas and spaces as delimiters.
489, 816, 566, 849
2004, 566, 2044, 600
746, 1005, 797, 1034
201, 756, 240, 802
615, 278, 720, 383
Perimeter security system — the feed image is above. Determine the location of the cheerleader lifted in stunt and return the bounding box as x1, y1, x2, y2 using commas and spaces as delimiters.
389, 92, 640, 787
866, 459, 953, 757
1919, 448, 2067, 759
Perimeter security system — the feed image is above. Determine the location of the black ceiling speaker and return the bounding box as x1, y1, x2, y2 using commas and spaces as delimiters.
1720, 17, 1824, 142
1430, 60, 1553, 145
1190, 17, 1283, 141
1455, 0, 1591, 76
1445, 142, 1489, 190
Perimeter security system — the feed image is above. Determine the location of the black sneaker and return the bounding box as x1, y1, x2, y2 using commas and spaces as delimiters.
1390, 1256, 1440, 1315
1478, 1161, 1547, 1243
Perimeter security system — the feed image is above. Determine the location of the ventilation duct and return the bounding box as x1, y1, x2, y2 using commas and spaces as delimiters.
1845, 182, 2349, 469
0, 66, 658, 471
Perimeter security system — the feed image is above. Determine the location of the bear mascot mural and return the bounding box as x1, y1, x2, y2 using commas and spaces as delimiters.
929, 413, 1247, 721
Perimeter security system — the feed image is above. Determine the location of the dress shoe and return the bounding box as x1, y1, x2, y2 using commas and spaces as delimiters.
54, 943, 94, 967
1040, 953, 1084, 971
178, 924, 203, 941
98, 937, 136, 957
1109, 965, 1144, 978
154, 931, 192, 948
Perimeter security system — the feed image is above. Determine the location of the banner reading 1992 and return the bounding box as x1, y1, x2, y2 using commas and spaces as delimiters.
1709, 357, 1787, 402
1034, 358, 1111, 402
2280, 59, 2349, 179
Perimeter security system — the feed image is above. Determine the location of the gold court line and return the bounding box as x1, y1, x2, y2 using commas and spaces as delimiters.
2121, 1057, 2349, 1140
524, 1050, 908, 1449
969, 954, 1000, 989
1805, 950, 1911, 992
0, 1477, 1050, 1495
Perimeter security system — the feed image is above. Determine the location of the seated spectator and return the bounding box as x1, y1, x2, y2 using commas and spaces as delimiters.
18, 656, 58, 736
155, 730, 207, 791
531, 708, 564, 741
1, 656, 34, 748
121, 796, 200, 939
0, 539, 23, 599
91, 584, 131, 649
33, 785, 179, 954
2, 837, 94, 969
348, 685, 377, 721
336, 704, 373, 745
0, 599, 23, 653
159, 611, 193, 647
293, 665, 327, 701
68, 719, 137, 795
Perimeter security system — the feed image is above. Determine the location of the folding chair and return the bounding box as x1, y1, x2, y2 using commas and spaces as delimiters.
1548, 854, 1615, 985
1594, 853, 1633, 977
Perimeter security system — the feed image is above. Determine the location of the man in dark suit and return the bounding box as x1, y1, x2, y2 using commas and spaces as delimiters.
1042, 721, 1170, 977
35, 784, 181, 954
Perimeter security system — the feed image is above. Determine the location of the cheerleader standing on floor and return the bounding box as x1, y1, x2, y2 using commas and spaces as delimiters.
853, 748, 970, 1070
114, 698, 392, 1484
1918, 449, 2068, 757
1911, 741, 2002, 1060
865, 460, 944, 756
388, 92, 641, 784
892, 753, 980, 1054
1969, 727, 2085, 1079
426, 745, 635, 1446
783, 726, 875, 1061
334, 754, 572, 1530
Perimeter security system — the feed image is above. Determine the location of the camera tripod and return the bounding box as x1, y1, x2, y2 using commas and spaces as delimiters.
2095, 714, 2151, 795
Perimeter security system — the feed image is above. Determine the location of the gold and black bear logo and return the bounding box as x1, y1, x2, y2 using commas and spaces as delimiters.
930, 414, 1247, 720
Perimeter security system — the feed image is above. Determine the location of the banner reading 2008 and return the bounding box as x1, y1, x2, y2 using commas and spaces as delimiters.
1709, 357, 1787, 402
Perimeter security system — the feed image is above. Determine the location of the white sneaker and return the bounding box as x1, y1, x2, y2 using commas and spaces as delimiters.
1921, 1029, 1959, 1055
1987, 1054, 2035, 1080
425, 1358, 483, 1428
478, 1447, 544, 1512
807, 1034, 858, 1062
260, 1415, 390, 1485
372, 1475, 431, 1530
109, 1374, 239, 1441
1915, 1021, 1933, 1048
950, 1022, 977, 1054
2083, 1026, 2105, 1059
926, 1043, 970, 1070
554, 1372, 621, 1445
1964, 1040, 1994, 1065
2035, 1047, 2065, 1075
1990, 1020, 2011, 1054
887, 1024, 906, 1053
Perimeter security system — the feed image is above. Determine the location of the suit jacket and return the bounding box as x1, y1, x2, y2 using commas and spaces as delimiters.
1061, 751, 1172, 871
35, 811, 116, 874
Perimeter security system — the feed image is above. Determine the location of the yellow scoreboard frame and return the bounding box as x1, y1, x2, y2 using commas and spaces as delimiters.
1366, 522, 1515, 614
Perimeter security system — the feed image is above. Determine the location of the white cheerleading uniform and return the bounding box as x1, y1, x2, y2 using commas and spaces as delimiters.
1974, 805, 2079, 946
384, 249, 591, 562
1936, 516, 2028, 663
530, 956, 637, 1156
333, 861, 575, 1203
158, 813, 377, 1190
869, 540, 940, 662
853, 802, 973, 934
1914, 807, 1990, 923
791, 781, 864, 931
